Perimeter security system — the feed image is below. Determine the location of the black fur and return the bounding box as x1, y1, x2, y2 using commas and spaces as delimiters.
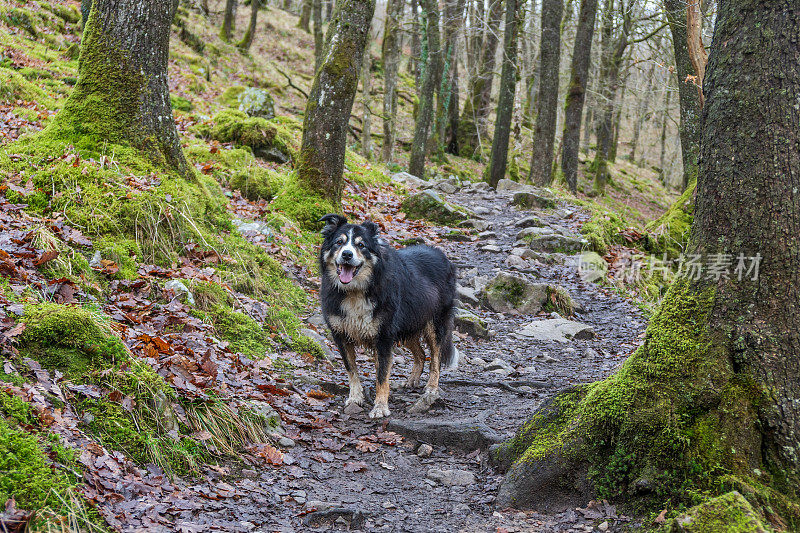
318, 215, 457, 412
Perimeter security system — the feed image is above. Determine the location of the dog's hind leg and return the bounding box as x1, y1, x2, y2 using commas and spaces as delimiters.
402, 337, 425, 389
369, 337, 394, 419
334, 335, 364, 409
409, 323, 441, 413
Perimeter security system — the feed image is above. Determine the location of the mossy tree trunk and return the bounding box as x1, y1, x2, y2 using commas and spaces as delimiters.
658, 84, 671, 184
628, 44, 658, 163
493, 1, 800, 521
559, 0, 599, 193
239, 0, 260, 51
408, 0, 441, 178
487, 0, 521, 188
528, 0, 563, 186
408, 0, 420, 78
295, 0, 374, 203
298, 0, 312, 31
56, 0, 189, 177
457, 0, 502, 159
221, 0, 237, 41
380, 0, 404, 162
360, 49, 372, 159
664, 0, 702, 191
313, 0, 323, 69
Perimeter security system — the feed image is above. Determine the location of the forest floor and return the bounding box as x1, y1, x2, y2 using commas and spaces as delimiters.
0, 2, 682, 531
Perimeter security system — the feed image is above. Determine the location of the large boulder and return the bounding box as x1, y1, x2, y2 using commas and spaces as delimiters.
512, 191, 556, 209
517, 318, 595, 343
668, 491, 768, 533
401, 190, 472, 225
391, 171, 427, 189
496, 178, 529, 192
454, 308, 489, 339
479, 272, 547, 314
528, 234, 589, 254
386, 418, 502, 450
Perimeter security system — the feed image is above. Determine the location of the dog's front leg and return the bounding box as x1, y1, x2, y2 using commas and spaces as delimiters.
334, 335, 364, 409
369, 338, 394, 419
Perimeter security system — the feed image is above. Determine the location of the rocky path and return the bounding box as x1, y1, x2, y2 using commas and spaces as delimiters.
185, 181, 647, 532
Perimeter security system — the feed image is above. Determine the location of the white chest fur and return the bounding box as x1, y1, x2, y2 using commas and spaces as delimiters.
328, 292, 379, 344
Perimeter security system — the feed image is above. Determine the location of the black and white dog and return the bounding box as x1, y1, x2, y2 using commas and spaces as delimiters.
318, 214, 458, 418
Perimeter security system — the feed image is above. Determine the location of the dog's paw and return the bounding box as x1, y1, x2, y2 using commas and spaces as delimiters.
408, 389, 440, 413
344, 393, 365, 410
368, 402, 390, 419
404, 375, 421, 389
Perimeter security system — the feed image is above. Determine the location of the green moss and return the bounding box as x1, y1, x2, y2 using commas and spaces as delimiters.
171, 95, 194, 112
0, 372, 25, 387
543, 285, 575, 316
0, 417, 76, 511
0, 7, 39, 36
492, 279, 526, 308
667, 491, 769, 532
0, 66, 49, 103
192, 281, 268, 358
269, 173, 338, 230
229, 167, 285, 201
400, 190, 471, 225
344, 149, 389, 187
95, 237, 141, 279
0, 391, 35, 425
577, 202, 629, 256
194, 109, 300, 161
646, 180, 696, 258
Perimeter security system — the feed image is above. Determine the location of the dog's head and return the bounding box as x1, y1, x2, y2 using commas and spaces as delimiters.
319, 214, 382, 290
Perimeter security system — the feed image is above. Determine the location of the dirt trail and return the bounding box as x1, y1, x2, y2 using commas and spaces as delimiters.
175, 185, 646, 532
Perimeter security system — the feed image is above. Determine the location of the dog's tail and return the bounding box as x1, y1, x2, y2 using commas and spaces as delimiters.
439, 306, 459, 370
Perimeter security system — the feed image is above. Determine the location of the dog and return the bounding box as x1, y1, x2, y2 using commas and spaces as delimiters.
318, 214, 458, 419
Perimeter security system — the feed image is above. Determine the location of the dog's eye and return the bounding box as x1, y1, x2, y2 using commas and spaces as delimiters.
357, 242, 365, 249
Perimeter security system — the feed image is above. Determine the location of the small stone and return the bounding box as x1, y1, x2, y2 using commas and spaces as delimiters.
417, 443, 433, 458
426, 468, 475, 486
241, 468, 258, 478
598, 521, 609, 532
164, 279, 195, 306
457, 285, 480, 306
478, 231, 498, 239
470, 357, 487, 366
484, 358, 514, 374
89, 250, 102, 269
343, 402, 364, 415
473, 206, 491, 215
305, 500, 340, 511
279, 436, 296, 448
453, 503, 471, 515
515, 216, 544, 228
480, 245, 502, 253
505, 255, 529, 270
459, 219, 491, 232
391, 171, 427, 188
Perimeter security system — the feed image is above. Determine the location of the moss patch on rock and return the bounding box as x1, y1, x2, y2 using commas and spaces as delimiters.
668, 491, 768, 533
401, 190, 472, 226
229, 166, 285, 201
194, 109, 300, 162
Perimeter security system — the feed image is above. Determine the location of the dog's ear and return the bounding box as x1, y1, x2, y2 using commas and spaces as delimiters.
319, 214, 347, 237
361, 221, 379, 236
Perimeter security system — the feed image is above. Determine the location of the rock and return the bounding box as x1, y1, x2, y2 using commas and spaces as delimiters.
512, 191, 557, 209
471, 275, 489, 292
254, 145, 290, 164
386, 418, 503, 450
305, 501, 342, 512
473, 206, 491, 215
576, 251, 608, 282
89, 250, 102, 269
401, 190, 472, 225
518, 319, 595, 343
303, 509, 366, 529
430, 177, 460, 193
391, 171, 427, 188
480, 244, 502, 253
278, 436, 296, 448
495, 178, 529, 192
456, 285, 480, 306
470, 356, 487, 366
478, 231, 498, 239
484, 358, 514, 374
417, 443, 433, 458
598, 521, 609, 531
164, 279, 195, 306
232, 218, 273, 237
459, 219, 492, 232
670, 491, 768, 533
453, 503, 472, 515
478, 272, 549, 314
343, 402, 364, 415
299, 328, 335, 360
528, 234, 589, 254
426, 468, 476, 486
472, 181, 490, 191
516, 216, 545, 228
235, 86, 275, 119
516, 226, 555, 240
245, 400, 281, 429
454, 308, 489, 338
443, 230, 472, 242
505, 254, 529, 270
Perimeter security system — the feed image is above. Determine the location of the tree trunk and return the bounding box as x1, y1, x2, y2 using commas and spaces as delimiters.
528, 0, 563, 186
457, 0, 502, 159
298, 0, 312, 31
608, 70, 627, 162
408, 0, 421, 77
381, 0, 404, 162
446, 55, 461, 155
493, 1, 800, 519
581, 104, 592, 151
360, 50, 373, 159
283, 0, 292, 11
296, 0, 374, 203
435, 0, 464, 157
325, 0, 333, 21
664, 0, 702, 189
221, 0, 237, 41
559, 0, 599, 193
658, 84, 671, 185
487, 0, 521, 187
313, 0, 324, 69
55, 0, 188, 177
239, 0, 260, 51
408, 0, 441, 178
628, 55, 657, 163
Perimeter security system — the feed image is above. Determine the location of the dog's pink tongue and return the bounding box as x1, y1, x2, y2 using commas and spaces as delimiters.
339, 265, 355, 283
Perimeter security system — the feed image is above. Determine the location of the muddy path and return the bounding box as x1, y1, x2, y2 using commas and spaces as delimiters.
174, 184, 647, 533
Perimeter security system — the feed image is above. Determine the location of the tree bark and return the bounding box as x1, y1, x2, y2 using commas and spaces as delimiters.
239, 0, 260, 51
435, 0, 465, 157
528, 0, 563, 186
298, 0, 312, 31
313, 0, 324, 69
658, 84, 671, 184
487, 0, 521, 187
360, 50, 373, 159
559, 0, 599, 193
457, 0, 502, 159
381, 0, 404, 162
296, 0, 374, 203
56, 0, 189, 177
664, 0, 702, 189
408, 0, 442, 178
221, 0, 237, 41
628, 54, 657, 163
408, 0, 421, 77
493, 0, 800, 516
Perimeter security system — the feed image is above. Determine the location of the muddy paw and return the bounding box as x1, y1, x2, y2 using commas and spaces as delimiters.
368, 403, 390, 419
408, 389, 440, 413
344, 394, 365, 409
404, 375, 422, 389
